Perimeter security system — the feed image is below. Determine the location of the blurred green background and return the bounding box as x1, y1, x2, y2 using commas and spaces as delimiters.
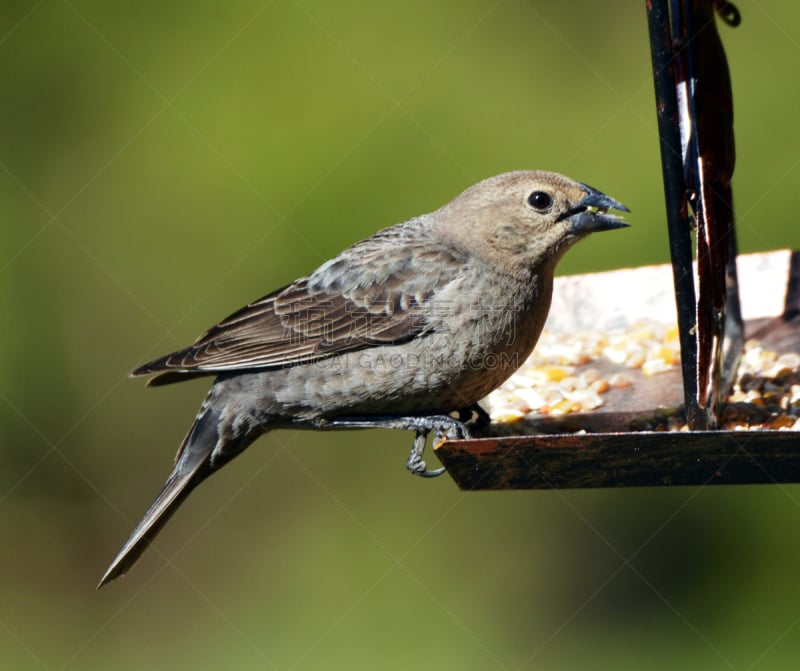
2, 1, 800, 669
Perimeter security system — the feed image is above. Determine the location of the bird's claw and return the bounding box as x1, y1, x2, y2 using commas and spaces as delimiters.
406, 431, 446, 478
401, 414, 465, 477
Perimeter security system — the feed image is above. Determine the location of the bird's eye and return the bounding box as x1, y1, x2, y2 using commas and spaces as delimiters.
527, 190, 553, 212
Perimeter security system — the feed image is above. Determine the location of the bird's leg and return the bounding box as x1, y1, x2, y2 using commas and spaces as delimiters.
311, 413, 472, 438
310, 408, 488, 477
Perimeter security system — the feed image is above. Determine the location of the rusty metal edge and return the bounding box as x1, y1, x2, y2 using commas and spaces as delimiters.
434, 430, 800, 490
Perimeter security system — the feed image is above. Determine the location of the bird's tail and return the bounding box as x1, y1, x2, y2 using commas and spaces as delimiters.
98, 407, 221, 588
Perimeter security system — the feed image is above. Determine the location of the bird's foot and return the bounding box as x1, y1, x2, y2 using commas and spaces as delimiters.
402, 407, 489, 477
311, 404, 488, 478
406, 430, 445, 478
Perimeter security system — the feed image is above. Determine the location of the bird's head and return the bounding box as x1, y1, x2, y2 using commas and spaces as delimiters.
437, 170, 630, 274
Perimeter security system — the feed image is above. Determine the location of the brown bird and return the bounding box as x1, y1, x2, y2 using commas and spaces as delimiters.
99, 170, 629, 587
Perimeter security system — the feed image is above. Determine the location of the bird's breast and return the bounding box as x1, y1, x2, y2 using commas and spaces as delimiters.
412, 269, 553, 403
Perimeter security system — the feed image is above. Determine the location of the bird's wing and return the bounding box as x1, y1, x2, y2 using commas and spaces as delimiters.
133, 224, 465, 383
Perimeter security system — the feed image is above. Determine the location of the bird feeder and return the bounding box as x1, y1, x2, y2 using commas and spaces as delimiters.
434, 0, 800, 489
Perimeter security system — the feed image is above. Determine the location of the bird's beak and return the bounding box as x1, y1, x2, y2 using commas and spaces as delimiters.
561, 184, 630, 235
